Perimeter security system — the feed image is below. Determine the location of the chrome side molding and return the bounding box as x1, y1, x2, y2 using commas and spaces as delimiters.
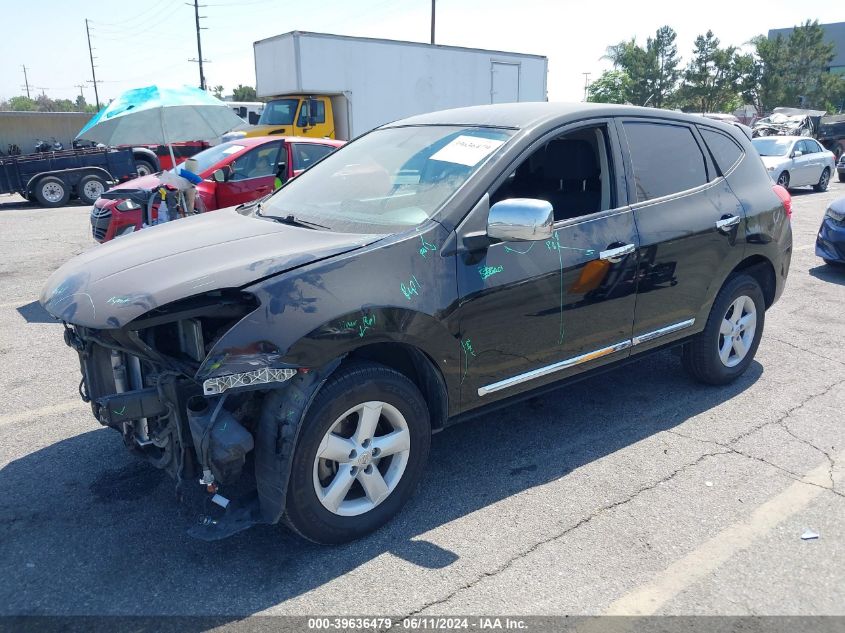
477, 340, 632, 396
632, 318, 695, 346
477, 318, 696, 397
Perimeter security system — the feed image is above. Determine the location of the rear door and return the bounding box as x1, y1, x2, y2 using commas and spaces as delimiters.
215, 141, 283, 208
618, 118, 746, 351
802, 139, 826, 185
491, 62, 520, 104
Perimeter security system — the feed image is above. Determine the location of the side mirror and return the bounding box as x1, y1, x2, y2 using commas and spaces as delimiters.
487, 198, 554, 242
276, 161, 287, 176
791, 150, 803, 158
212, 168, 226, 183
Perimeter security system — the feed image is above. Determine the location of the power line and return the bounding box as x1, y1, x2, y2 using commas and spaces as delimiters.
85, 18, 101, 109
21, 65, 31, 99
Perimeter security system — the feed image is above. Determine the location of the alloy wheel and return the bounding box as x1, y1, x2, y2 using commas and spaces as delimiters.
313, 400, 411, 517
718, 295, 757, 368
819, 170, 829, 191
777, 172, 789, 188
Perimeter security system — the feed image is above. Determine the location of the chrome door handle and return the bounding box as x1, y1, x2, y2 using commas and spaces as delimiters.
715, 215, 741, 232
599, 243, 635, 263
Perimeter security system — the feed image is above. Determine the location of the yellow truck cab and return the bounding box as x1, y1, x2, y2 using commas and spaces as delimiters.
242, 95, 334, 139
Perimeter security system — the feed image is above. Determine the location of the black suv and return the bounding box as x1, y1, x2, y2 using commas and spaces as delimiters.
41, 103, 792, 543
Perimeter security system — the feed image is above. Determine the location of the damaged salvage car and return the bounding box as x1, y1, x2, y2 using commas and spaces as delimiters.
41, 103, 792, 544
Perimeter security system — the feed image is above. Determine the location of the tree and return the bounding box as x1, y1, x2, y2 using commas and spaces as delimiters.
232, 84, 257, 101
8, 95, 37, 111
212, 85, 224, 99
678, 30, 743, 112
587, 70, 631, 104
647, 26, 681, 108
605, 26, 680, 107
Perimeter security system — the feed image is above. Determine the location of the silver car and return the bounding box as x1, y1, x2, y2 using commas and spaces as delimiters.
752, 135, 836, 191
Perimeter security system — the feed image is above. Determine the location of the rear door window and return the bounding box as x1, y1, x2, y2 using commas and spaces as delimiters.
699, 127, 744, 175
291, 143, 335, 171
623, 121, 708, 202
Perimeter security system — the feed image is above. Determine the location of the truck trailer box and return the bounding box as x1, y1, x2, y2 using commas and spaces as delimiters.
254, 31, 547, 139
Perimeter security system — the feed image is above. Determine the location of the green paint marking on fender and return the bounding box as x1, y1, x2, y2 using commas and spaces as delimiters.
113, 406, 126, 416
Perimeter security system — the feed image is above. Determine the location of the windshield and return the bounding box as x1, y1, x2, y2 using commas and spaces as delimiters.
168, 142, 245, 175
258, 99, 299, 126
752, 138, 792, 157
259, 125, 514, 233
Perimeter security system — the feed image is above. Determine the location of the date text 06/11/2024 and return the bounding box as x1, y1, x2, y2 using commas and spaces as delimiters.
306, 617, 528, 630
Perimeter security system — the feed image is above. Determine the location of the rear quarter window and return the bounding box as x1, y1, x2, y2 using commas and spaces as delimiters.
623, 121, 708, 202
700, 127, 744, 175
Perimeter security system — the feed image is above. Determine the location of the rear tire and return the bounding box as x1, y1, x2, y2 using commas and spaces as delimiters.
134, 159, 156, 177
77, 174, 107, 205
33, 176, 70, 207
682, 274, 765, 385
283, 361, 431, 544
813, 168, 830, 192
776, 171, 790, 189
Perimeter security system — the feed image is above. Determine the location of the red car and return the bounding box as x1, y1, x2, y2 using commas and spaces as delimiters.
90, 136, 343, 243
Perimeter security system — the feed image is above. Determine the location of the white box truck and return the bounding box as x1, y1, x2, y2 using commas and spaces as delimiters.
246, 31, 548, 141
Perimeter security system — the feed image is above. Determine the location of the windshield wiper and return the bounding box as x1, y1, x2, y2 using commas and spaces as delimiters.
259, 211, 330, 230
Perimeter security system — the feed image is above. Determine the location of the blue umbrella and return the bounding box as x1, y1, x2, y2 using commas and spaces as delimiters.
76, 84, 244, 170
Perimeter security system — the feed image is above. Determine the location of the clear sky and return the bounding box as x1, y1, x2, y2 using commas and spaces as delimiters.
1, 0, 843, 105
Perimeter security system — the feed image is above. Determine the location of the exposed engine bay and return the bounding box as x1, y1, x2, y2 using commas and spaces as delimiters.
752, 107, 826, 138
62, 289, 335, 540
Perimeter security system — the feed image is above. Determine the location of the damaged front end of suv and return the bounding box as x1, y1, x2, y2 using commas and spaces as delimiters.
40, 207, 381, 540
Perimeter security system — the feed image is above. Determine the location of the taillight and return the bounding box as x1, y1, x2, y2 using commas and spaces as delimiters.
772, 184, 791, 220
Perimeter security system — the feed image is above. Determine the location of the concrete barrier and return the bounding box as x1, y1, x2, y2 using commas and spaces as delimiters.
0, 112, 94, 154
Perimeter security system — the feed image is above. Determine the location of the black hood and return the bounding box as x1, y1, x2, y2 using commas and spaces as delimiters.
40, 207, 381, 329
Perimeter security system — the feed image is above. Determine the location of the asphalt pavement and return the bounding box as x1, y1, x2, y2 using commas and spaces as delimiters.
0, 181, 843, 621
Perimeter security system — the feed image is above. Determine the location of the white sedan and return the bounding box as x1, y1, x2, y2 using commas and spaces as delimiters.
752, 135, 836, 192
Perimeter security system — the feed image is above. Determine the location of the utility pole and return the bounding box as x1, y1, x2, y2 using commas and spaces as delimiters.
582, 72, 591, 101
21, 65, 31, 98
191, 0, 207, 90
430, 0, 435, 45
85, 19, 100, 109
74, 83, 86, 106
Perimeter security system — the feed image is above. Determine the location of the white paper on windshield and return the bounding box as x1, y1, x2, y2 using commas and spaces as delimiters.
222, 145, 245, 154
429, 136, 505, 167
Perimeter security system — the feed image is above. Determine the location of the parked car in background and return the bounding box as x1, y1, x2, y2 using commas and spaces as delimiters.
44, 103, 792, 544
751, 136, 836, 191
90, 136, 342, 242
817, 114, 845, 161
837, 153, 845, 183
816, 196, 845, 266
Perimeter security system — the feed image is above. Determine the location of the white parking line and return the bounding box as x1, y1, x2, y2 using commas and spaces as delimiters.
0, 400, 86, 430
604, 449, 843, 616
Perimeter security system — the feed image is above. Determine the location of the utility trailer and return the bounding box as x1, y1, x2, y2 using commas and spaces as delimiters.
0, 147, 138, 208
252, 31, 548, 140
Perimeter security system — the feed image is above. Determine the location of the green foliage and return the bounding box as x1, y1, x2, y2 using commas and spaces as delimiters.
678, 30, 744, 113
7, 96, 38, 111
212, 85, 224, 99
604, 26, 680, 107
587, 70, 631, 104
600, 19, 844, 115
232, 84, 257, 101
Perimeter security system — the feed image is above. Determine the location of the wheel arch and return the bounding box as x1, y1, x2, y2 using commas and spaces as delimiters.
730, 255, 777, 308
344, 341, 449, 431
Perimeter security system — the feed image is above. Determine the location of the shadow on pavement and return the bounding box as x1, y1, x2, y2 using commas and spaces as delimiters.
0, 351, 762, 619
809, 263, 845, 286
16, 301, 55, 324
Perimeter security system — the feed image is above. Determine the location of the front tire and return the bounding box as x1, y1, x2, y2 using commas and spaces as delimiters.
682, 274, 765, 385
33, 176, 70, 207
284, 362, 431, 544
776, 171, 790, 189
813, 168, 830, 192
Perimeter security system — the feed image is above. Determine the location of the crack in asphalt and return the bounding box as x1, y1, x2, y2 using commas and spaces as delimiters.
397, 375, 845, 619
767, 335, 845, 368
397, 449, 732, 619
